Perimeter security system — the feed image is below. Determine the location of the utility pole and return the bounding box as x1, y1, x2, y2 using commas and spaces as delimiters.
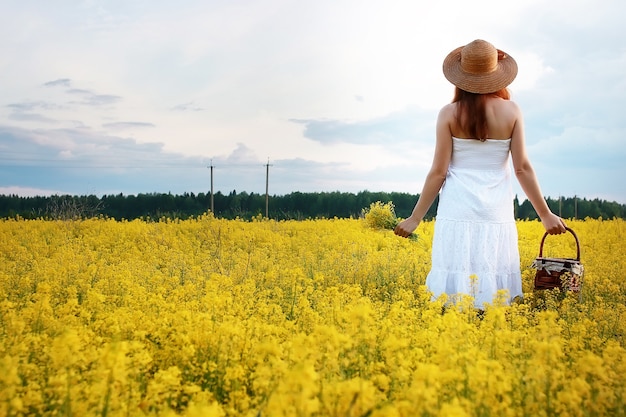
265, 158, 272, 218
209, 160, 214, 213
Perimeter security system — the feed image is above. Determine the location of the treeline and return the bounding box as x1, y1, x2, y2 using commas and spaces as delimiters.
0, 191, 624, 221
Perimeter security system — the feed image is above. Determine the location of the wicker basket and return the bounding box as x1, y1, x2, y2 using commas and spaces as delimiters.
531, 227, 584, 292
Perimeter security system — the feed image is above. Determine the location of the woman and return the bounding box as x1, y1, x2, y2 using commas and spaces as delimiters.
394, 39, 566, 308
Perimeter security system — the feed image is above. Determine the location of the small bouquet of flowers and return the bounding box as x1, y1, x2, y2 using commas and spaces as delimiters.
362, 201, 418, 241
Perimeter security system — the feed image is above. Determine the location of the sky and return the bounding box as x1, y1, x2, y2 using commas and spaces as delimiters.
1, 0, 625, 204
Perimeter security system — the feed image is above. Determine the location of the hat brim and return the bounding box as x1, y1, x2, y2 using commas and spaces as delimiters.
443, 46, 518, 94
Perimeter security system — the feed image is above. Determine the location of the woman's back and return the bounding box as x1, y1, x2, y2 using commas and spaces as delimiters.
448, 96, 519, 140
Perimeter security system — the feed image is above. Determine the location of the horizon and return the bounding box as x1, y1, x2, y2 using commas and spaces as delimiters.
0, 188, 621, 207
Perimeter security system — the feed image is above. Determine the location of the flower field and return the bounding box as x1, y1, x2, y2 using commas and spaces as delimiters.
0, 213, 624, 416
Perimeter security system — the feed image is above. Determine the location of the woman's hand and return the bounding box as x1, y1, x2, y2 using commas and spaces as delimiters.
541, 212, 567, 235
394, 217, 420, 238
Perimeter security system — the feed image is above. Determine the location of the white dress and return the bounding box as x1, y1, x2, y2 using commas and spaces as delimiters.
425, 137, 522, 308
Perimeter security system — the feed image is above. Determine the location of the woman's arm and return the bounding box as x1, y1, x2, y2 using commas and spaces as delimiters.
394, 105, 453, 238
509, 103, 566, 234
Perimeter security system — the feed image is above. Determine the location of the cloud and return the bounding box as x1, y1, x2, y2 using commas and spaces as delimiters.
6, 101, 63, 124
66, 88, 92, 95
0, 125, 168, 167
0, 124, 212, 196
43, 78, 72, 88
291, 107, 435, 146
7, 101, 63, 112
102, 122, 156, 130
223, 143, 261, 165
266, 156, 423, 195
206, 153, 410, 196
8, 113, 58, 123
66, 89, 122, 106
58, 150, 73, 159
516, 124, 626, 202
2, 0, 626, 203
171, 102, 204, 112
0, 186, 69, 197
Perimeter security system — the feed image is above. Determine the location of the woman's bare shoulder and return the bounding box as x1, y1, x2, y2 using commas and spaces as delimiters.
487, 98, 523, 125
495, 98, 522, 114
438, 102, 457, 120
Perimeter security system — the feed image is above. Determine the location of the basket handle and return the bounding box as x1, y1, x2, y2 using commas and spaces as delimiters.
538, 227, 581, 261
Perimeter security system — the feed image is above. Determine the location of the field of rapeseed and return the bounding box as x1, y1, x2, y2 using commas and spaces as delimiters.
0, 212, 624, 416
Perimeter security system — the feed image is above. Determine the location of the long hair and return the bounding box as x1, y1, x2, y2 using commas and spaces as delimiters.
452, 87, 511, 141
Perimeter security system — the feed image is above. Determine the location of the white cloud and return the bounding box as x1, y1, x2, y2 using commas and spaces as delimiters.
509, 52, 555, 93
0, 0, 625, 202
58, 150, 73, 159
0, 186, 68, 197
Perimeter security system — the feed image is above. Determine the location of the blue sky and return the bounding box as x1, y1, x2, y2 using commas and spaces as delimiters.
1, 0, 625, 203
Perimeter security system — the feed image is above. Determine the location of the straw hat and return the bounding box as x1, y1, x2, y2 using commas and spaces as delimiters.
442, 39, 517, 94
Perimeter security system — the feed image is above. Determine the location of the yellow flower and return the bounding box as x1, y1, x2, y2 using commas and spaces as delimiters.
0, 216, 624, 415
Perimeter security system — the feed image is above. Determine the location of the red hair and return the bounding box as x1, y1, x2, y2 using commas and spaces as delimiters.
452, 87, 511, 141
